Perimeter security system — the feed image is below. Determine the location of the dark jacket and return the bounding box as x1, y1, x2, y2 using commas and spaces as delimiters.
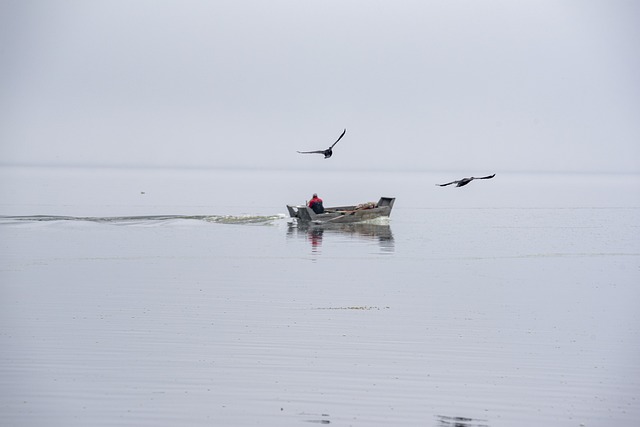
308, 197, 324, 214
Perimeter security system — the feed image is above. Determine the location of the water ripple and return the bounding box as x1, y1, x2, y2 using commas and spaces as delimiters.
0, 214, 285, 226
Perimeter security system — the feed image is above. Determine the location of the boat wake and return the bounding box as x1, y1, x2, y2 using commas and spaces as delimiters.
358, 216, 390, 225
0, 214, 286, 226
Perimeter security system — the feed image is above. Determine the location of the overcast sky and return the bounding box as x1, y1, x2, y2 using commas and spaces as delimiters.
1, 1, 639, 172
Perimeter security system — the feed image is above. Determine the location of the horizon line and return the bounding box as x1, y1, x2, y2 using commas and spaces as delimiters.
0, 162, 639, 176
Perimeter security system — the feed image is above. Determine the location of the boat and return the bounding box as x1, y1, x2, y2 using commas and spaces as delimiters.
287, 197, 395, 224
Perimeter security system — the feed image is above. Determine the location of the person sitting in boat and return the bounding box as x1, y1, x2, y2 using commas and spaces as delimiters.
308, 193, 325, 214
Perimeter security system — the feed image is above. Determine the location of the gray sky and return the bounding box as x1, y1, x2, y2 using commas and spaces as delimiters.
1, 0, 639, 172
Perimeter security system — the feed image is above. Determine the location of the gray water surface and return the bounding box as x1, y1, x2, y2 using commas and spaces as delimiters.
1, 167, 639, 426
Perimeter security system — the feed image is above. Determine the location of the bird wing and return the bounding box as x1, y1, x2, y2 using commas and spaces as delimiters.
329, 128, 347, 149
476, 174, 496, 180
297, 150, 326, 155
437, 180, 459, 187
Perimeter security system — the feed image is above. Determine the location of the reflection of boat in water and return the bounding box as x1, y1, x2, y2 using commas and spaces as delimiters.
287, 221, 394, 252
287, 197, 395, 224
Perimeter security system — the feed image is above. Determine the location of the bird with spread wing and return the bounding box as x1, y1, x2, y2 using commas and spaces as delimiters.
297, 129, 346, 159
437, 174, 496, 187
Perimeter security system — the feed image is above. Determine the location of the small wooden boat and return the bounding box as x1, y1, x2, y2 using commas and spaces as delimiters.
287, 197, 395, 224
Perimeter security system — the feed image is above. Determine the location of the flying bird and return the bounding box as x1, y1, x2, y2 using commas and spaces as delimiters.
297, 129, 346, 159
437, 174, 496, 187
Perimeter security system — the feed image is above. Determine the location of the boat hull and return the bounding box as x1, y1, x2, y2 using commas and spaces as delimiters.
287, 197, 395, 224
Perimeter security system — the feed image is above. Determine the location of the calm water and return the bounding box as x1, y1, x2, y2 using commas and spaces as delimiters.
1, 166, 639, 427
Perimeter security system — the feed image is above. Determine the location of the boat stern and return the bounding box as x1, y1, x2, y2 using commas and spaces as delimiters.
286, 205, 298, 218
287, 205, 315, 222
